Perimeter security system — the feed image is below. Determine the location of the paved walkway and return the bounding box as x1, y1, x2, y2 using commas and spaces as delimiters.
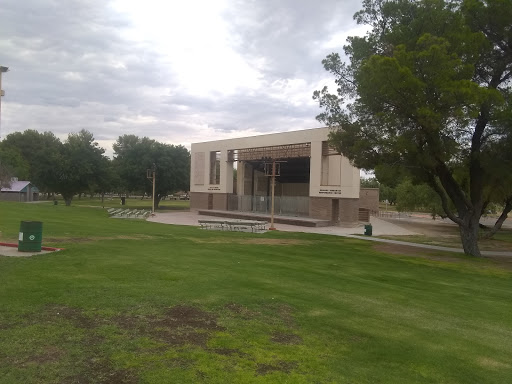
148, 210, 512, 257
0, 245, 56, 257
148, 210, 419, 236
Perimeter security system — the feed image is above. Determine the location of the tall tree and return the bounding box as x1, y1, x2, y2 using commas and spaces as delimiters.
1, 130, 63, 194
0, 144, 29, 185
314, 0, 512, 256
113, 135, 190, 208
56, 130, 109, 205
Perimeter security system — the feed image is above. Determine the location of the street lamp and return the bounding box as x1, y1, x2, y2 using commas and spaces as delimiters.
0, 66, 9, 140
146, 163, 156, 214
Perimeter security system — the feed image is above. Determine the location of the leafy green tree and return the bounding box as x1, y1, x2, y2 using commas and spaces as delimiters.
395, 179, 444, 218
88, 157, 119, 204
0, 144, 29, 184
314, 0, 512, 256
113, 135, 190, 209
360, 177, 379, 188
379, 184, 397, 205
56, 130, 110, 205
1, 130, 63, 195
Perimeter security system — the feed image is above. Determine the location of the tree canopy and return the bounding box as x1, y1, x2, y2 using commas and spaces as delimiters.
113, 135, 190, 208
56, 130, 111, 205
314, 0, 512, 256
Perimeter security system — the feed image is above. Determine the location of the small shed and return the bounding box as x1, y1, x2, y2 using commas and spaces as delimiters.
0, 180, 40, 202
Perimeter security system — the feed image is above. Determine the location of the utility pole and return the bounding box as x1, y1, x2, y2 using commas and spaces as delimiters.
264, 158, 282, 231
0, 66, 9, 140
269, 159, 277, 230
147, 163, 156, 214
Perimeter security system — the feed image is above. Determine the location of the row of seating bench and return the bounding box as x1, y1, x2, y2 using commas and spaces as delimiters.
107, 208, 151, 219
198, 219, 267, 233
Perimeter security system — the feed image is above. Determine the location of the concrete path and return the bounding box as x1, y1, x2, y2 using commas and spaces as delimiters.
148, 211, 419, 236
0, 245, 56, 257
148, 210, 512, 257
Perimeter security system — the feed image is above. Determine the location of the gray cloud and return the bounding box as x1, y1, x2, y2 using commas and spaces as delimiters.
0, 0, 364, 150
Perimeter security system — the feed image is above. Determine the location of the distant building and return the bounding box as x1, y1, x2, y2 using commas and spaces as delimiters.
0, 180, 40, 202
190, 127, 376, 226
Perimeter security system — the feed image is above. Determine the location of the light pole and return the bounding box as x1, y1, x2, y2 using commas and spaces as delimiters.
146, 163, 156, 214
0, 66, 9, 140
264, 158, 282, 231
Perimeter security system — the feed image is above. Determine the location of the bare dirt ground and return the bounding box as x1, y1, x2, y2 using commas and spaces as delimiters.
373, 242, 512, 270
383, 218, 460, 237
378, 217, 512, 253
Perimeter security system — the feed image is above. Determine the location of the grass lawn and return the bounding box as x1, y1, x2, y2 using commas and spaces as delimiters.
1, 201, 511, 383
50, 196, 190, 211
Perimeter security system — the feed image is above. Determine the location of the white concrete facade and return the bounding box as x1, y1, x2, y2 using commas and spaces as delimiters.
190, 127, 361, 223
191, 128, 359, 197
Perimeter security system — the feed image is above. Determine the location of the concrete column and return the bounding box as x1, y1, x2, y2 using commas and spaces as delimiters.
309, 140, 322, 196
220, 150, 233, 193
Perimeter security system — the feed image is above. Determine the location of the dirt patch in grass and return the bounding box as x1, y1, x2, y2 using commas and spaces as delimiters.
41, 305, 99, 329
25, 346, 63, 365
262, 303, 296, 327
167, 357, 195, 368
210, 348, 246, 357
114, 305, 225, 349
44, 234, 156, 243
271, 332, 302, 345
224, 303, 259, 319
256, 360, 298, 375
373, 243, 512, 270
158, 305, 223, 331
61, 360, 138, 384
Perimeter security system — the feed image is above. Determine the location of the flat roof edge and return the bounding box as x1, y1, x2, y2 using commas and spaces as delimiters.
191, 127, 330, 146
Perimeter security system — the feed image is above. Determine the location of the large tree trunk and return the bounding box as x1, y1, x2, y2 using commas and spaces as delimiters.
61, 193, 73, 206
154, 195, 162, 210
459, 217, 481, 257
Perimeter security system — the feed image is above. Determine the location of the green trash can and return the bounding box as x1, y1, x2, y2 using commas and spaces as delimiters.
364, 224, 373, 236
53, 200, 58, 206
18, 221, 43, 252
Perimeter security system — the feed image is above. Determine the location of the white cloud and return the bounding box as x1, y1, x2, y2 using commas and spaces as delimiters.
0, 0, 367, 149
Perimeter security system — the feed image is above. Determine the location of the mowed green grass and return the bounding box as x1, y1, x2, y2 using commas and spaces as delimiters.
0, 202, 511, 383
61, 196, 190, 211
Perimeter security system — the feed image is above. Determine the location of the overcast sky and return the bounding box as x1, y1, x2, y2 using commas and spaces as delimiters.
0, 0, 367, 155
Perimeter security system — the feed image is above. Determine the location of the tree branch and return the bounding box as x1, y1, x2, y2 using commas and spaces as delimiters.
481, 196, 512, 239
427, 174, 464, 225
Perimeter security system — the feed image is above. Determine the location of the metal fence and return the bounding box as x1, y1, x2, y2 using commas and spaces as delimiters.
227, 195, 309, 217
372, 210, 409, 219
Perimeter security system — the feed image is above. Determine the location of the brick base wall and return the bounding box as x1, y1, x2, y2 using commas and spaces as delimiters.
310, 197, 360, 225
309, 197, 333, 221
190, 192, 209, 210
212, 193, 228, 210
339, 198, 359, 226
359, 188, 379, 212
190, 192, 228, 210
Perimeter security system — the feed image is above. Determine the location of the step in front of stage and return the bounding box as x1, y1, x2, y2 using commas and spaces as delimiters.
197, 210, 331, 227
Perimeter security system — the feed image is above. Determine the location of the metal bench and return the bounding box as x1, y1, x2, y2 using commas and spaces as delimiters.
199, 219, 267, 232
